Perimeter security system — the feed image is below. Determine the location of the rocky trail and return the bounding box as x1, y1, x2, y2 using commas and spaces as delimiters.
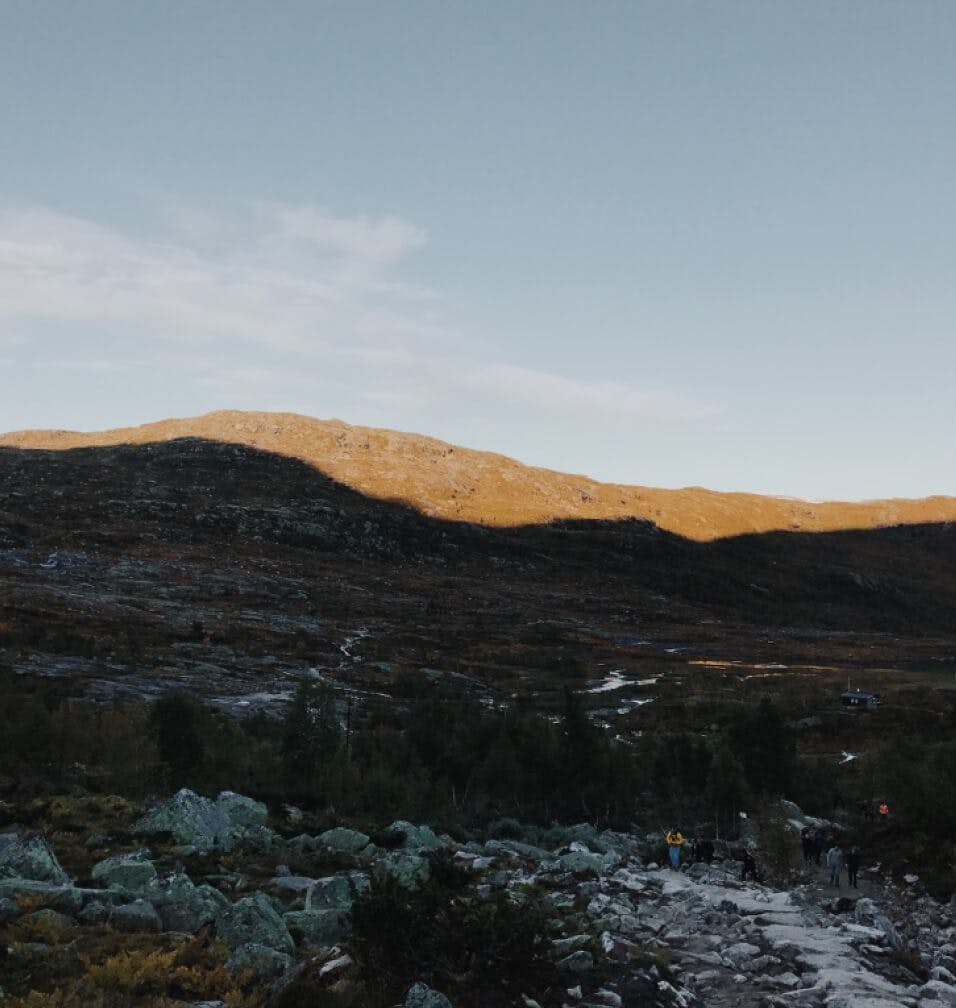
2, 791, 953, 1007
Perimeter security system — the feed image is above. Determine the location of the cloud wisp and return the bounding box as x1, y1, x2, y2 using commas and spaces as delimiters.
0, 201, 712, 433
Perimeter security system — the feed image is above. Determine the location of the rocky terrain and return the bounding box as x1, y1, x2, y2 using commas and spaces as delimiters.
1, 790, 954, 1007
2, 431, 954, 726
4, 410, 956, 539
2, 414, 955, 1005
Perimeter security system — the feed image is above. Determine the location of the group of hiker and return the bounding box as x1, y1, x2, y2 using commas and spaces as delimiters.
801, 826, 862, 888
663, 825, 863, 889
664, 827, 758, 882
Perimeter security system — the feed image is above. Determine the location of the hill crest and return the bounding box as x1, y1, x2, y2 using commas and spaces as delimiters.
3, 409, 954, 541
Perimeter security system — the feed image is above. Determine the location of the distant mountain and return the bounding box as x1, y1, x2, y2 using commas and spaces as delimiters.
3, 410, 954, 541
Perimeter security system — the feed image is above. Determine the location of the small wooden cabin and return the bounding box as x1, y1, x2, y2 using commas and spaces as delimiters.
841, 688, 880, 709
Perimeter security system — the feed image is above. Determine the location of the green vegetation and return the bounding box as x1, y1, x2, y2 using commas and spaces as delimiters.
3, 658, 956, 895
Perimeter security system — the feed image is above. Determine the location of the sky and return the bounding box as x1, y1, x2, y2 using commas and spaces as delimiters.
1, 1, 954, 500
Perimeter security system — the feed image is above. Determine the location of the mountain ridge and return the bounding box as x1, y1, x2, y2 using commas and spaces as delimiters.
3, 408, 955, 542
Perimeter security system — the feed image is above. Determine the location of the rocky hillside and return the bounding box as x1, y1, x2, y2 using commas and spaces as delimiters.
1, 791, 954, 1008
3, 410, 955, 541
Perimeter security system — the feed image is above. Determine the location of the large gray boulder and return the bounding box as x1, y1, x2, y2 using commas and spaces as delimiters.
216, 791, 268, 830
216, 891, 294, 954
556, 850, 606, 875
91, 850, 157, 891
304, 873, 369, 912
319, 827, 371, 855
145, 872, 230, 933
133, 789, 236, 851
0, 832, 70, 884
373, 852, 430, 890
387, 821, 444, 852
133, 789, 269, 853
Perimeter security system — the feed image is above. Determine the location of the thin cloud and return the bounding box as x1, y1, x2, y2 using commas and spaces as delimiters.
465, 363, 713, 421
0, 203, 433, 350
0, 201, 713, 430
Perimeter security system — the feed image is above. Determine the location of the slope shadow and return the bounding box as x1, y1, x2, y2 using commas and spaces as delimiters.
1, 438, 954, 636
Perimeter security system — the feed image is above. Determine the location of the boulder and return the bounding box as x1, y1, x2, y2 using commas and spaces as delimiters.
215, 891, 294, 954
319, 827, 371, 855
216, 791, 268, 829
0, 896, 17, 924
304, 873, 369, 912
225, 942, 293, 982
387, 821, 444, 852
284, 907, 351, 947
404, 982, 454, 1008
91, 850, 157, 891
374, 852, 430, 890
110, 899, 162, 933
145, 873, 230, 932
133, 789, 236, 852
0, 832, 70, 884
556, 851, 606, 876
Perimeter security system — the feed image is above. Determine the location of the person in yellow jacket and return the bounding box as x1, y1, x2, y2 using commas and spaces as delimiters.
665, 828, 684, 869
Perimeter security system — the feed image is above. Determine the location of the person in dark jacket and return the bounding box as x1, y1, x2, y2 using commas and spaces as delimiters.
846, 845, 861, 888
741, 849, 760, 883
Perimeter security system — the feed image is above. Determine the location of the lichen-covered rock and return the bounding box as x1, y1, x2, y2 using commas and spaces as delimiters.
319, 827, 370, 854
404, 982, 454, 1008
0, 832, 70, 884
216, 791, 267, 830
133, 789, 236, 851
145, 872, 230, 932
387, 821, 444, 852
216, 891, 294, 954
91, 850, 157, 891
110, 899, 162, 933
225, 942, 293, 981
285, 907, 351, 947
304, 873, 369, 912
373, 851, 430, 890
556, 850, 605, 875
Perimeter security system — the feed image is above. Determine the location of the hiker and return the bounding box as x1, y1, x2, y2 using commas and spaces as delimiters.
812, 830, 826, 866
696, 838, 714, 864
801, 828, 814, 864
741, 848, 760, 883
846, 845, 861, 888
665, 827, 685, 870
826, 842, 844, 887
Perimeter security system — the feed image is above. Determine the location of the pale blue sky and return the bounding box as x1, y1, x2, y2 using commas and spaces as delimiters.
1, 1, 953, 500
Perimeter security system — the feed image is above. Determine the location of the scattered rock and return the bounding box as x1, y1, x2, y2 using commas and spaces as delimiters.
215, 891, 294, 954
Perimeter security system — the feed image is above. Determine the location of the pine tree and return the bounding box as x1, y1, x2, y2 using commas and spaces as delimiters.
281, 677, 342, 798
